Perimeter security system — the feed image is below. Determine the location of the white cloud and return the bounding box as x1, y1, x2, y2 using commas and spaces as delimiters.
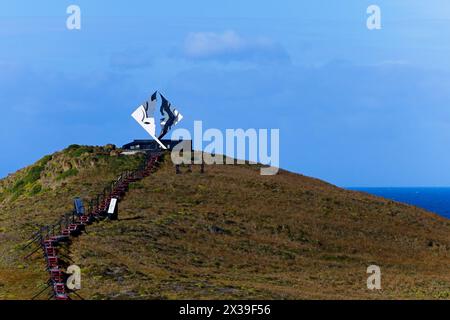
184, 30, 244, 57
183, 30, 290, 64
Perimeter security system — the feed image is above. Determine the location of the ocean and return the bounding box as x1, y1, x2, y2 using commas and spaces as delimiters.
349, 187, 450, 219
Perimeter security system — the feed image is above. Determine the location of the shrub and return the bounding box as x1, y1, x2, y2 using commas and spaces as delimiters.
57, 168, 79, 181
66, 144, 81, 150
65, 144, 95, 157
8, 155, 50, 197
24, 166, 43, 184
28, 184, 42, 196
39, 155, 52, 166
11, 179, 25, 193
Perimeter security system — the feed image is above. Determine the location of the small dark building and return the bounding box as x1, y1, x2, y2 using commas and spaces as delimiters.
122, 139, 191, 152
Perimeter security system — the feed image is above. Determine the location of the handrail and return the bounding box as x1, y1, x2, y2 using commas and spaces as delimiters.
23, 151, 163, 300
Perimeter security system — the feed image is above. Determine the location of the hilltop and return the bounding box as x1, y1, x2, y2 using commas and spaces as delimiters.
0, 145, 449, 299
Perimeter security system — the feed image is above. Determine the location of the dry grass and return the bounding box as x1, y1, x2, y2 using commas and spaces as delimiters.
1, 148, 449, 299
73, 155, 450, 299
0, 145, 144, 299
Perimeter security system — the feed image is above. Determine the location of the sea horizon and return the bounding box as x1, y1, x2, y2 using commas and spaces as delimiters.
349, 187, 450, 219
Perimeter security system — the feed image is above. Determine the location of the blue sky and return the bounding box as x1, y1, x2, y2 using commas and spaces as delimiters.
1, 1, 450, 187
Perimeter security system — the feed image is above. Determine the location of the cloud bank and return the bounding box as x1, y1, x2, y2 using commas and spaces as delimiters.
183, 30, 290, 64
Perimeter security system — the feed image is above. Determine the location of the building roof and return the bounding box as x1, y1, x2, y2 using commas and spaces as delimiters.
122, 139, 191, 150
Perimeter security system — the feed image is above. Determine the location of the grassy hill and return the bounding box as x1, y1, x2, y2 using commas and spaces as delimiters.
0, 145, 449, 299
0, 144, 144, 299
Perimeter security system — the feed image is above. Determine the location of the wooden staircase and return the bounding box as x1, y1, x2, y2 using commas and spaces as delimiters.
24, 152, 163, 300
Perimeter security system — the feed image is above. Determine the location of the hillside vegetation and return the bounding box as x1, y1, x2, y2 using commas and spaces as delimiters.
0, 146, 449, 299
0, 145, 144, 299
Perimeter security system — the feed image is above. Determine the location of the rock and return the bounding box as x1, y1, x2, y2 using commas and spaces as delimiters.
208, 225, 228, 234
105, 144, 116, 152
110, 150, 121, 157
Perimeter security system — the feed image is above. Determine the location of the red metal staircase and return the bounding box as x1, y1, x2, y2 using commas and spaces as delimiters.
24, 152, 163, 300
